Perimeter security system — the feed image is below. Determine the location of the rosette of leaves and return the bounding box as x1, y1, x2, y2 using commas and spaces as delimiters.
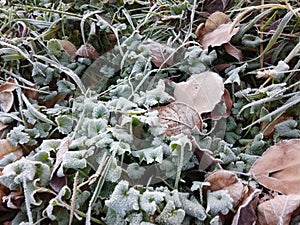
0, 156, 51, 224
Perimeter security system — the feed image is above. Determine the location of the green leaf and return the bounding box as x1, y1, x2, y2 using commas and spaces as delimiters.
57, 79, 76, 96
7, 125, 30, 146
47, 39, 62, 57
275, 120, 300, 138
55, 115, 73, 134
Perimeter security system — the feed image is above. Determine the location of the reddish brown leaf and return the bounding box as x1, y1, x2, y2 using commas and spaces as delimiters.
250, 139, 300, 195
2, 191, 24, 209
257, 194, 300, 225
76, 43, 99, 59
156, 102, 202, 136
174, 72, 224, 115
224, 43, 243, 61
0, 78, 16, 93
60, 40, 77, 59
0, 140, 22, 159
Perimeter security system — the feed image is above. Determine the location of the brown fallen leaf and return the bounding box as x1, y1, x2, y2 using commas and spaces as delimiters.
76, 43, 99, 59
0, 140, 22, 159
232, 188, 260, 225
141, 40, 175, 68
224, 43, 243, 61
257, 194, 300, 225
50, 137, 71, 179
174, 72, 224, 115
196, 11, 239, 50
204, 170, 244, 208
250, 139, 300, 195
201, 23, 239, 50
0, 78, 17, 113
60, 40, 77, 59
261, 115, 293, 138
156, 102, 202, 136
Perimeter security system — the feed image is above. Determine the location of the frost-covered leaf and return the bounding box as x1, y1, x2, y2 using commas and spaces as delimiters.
207, 190, 233, 216
140, 190, 165, 214
55, 115, 73, 134
0, 92, 14, 112
257, 194, 300, 225
274, 120, 300, 138
62, 149, 93, 170
56, 79, 76, 96
103, 208, 126, 225
47, 39, 62, 57
126, 212, 143, 225
132, 146, 163, 164
134, 80, 173, 107
110, 141, 131, 155
0, 157, 50, 189
43, 186, 71, 220
179, 194, 207, 221
224, 63, 247, 85
106, 158, 122, 182
105, 180, 140, 217
127, 163, 146, 180
111, 127, 133, 143
155, 201, 185, 225
7, 125, 30, 146
108, 97, 137, 111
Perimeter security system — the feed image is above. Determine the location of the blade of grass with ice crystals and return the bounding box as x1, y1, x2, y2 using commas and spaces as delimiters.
34, 55, 86, 94
21, 93, 55, 125
243, 92, 300, 130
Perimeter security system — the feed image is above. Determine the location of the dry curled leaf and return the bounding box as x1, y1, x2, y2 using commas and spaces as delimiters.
250, 139, 300, 195
60, 40, 77, 59
257, 194, 300, 225
174, 72, 224, 115
196, 12, 239, 50
156, 102, 202, 136
76, 43, 99, 59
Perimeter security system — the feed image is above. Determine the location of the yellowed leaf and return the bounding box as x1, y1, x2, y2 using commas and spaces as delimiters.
250, 139, 300, 195
174, 72, 224, 114
257, 194, 300, 225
